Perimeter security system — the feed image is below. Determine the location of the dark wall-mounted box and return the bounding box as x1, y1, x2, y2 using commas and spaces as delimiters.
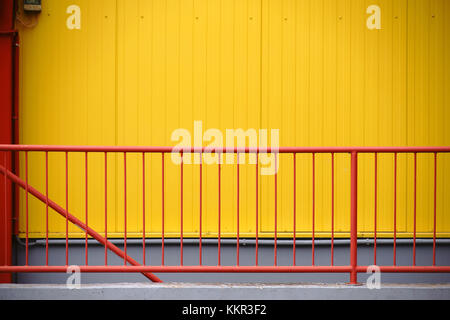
24, 0, 42, 12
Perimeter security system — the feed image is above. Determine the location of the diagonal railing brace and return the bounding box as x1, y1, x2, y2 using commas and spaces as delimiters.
0, 164, 162, 283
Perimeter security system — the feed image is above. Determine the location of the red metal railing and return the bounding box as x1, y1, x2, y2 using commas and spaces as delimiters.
1, 145, 450, 284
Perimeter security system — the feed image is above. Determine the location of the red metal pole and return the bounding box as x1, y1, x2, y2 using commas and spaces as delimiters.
331, 153, 335, 266
0, 265, 356, 274
25, 152, 29, 266
218, 155, 221, 266
161, 153, 165, 266
12, 33, 19, 238
293, 153, 296, 266
0, 0, 14, 283
256, 152, 259, 266
413, 152, 417, 266
180, 151, 183, 266
374, 153, 377, 265
3, 152, 8, 268
274, 153, 278, 266
199, 153, 202, 266
0, 264, 448, 274
358, 266, 450, 273
350, 151, 358, 284
65, 152, 69, 266
124, 152, 127, 265
433, 152, 437, 266
312, 153, 315, 266
104, 152, 108, 265
45, 152, 49, 266
237, 153, 240, 266
2, 145, 450, 154
393, 152, 397, 266
142, 152, 146, 265
85, 152, 88, 265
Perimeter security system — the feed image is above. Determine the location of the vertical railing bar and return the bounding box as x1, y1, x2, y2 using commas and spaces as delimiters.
350, 151, 358, 284
374, 152, 377, 265
45, 151, 49, 266
218, 152, 221, 266
433, 152, 437, 266
413, 152, 417, 266
312, 152, 315, 266
393, 152, 397, 266
142, 152, 146, 266
293, 153, 296, 266
237, 152, 240, 267
274, 152, 278, 266
104, 152, 108, 265
199, 152, 202, 266
331, 152, 335, 266
85, 151, 88, 266
123, 152, 127, 266
256, 151, 259, 266
25, 151, 29, 266
65, 151, 68, 266
180, 150, 183, 266
162, 152, 165, 266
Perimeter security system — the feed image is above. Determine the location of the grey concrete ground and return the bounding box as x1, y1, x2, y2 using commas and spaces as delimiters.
1, 282, 450, 300
4, 238, 450, 299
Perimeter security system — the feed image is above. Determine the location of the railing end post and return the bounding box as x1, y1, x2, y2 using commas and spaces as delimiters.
350, 151, 358, 285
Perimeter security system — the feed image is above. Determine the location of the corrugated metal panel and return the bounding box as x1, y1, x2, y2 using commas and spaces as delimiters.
18, 0, 450, 238
19, 0, 119, 238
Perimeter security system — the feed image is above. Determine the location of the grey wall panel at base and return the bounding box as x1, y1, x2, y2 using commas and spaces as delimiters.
13, 241, 450, 284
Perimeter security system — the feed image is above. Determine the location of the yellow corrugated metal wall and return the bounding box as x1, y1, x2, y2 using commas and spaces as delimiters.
18, 0, 450, 238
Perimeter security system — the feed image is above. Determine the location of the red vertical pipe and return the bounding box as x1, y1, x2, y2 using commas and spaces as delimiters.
350, 151, 358, 284
374, 153, 377, 265
124, 152, 127, 265
199, 153, 202, 265
45, 152, 49, 266
218, 154, 221, 266
3, 152, 8, 268
142, 153, 146, 266
161, 153, 165, 266
413, 152, 417, 266
331, 153, 335, 266
312, 153, 315, 266
85, 152, 88, 265
393, 153, 397, 266
65, 152, 69, 266
180, 151, 183, 266
255, 152, 259, 266
12, 33, 19, 238
433, 152, 437, 266
104, 152, 108, 265
236, 153, 240, 266
293, 153, 296, 266
274, 153, 277, 266
0, 0, 14, 283
25, 152, 28, 266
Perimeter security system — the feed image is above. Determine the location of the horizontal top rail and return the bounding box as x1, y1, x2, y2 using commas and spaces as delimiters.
0, 145, 450, 153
